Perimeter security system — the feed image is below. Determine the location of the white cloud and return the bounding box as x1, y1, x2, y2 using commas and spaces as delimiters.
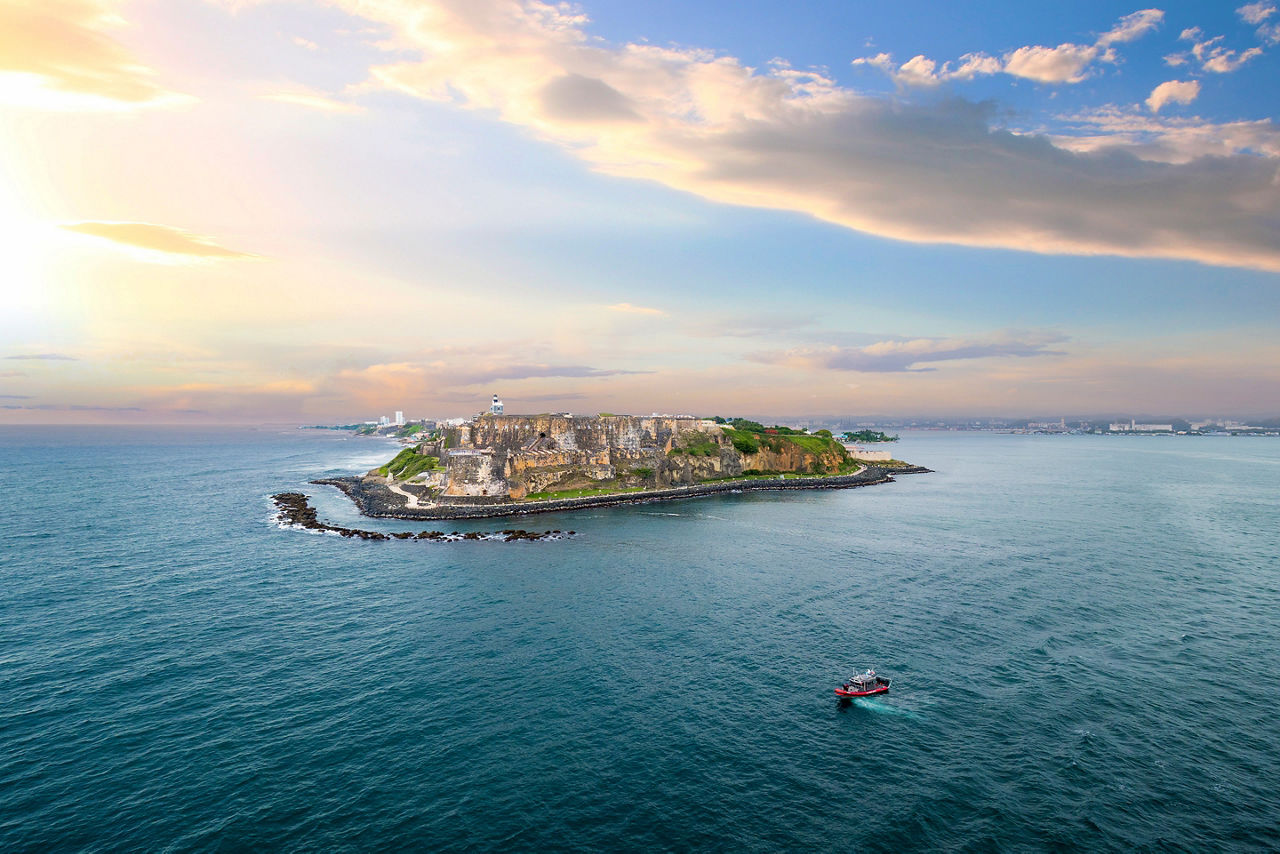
1175, 30, 1266, 73
1003, 43, 1099, 83
859, 9, 1164, 88
1098, 9, 1165, 45
869, 51, 1001, 87
1202, 45, 1263, 72
1050, 106, 1280, 163
269, 0, 1280, 272
1237, 2, 1276, 25
1146, 79, 1200, 113
894, 55, 942, 87
851, 52, 894, 72
750, 333, 1068, 373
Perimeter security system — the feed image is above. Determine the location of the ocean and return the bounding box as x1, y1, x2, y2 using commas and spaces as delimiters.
1, 426, 1277, 851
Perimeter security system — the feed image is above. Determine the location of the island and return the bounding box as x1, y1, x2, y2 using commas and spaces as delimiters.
315, 411, 929, 520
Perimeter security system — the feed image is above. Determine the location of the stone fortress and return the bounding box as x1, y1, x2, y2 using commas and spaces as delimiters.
394, 396, 852, 506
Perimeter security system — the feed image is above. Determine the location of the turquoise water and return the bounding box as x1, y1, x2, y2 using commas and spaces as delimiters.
1, 427, 1278, 851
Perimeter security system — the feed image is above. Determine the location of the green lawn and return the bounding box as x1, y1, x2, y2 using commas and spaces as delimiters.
524, 485, 647, 501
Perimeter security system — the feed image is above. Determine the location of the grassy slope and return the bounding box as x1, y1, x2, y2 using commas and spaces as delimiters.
376, 447, 441, 480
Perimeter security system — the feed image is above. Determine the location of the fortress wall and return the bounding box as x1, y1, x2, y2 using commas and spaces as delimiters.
462, 414, 702, 454
442, 450, 504, 497
439, 415, 721, 501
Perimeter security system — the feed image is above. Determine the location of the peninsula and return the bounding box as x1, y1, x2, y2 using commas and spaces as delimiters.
317, 406, 928, 520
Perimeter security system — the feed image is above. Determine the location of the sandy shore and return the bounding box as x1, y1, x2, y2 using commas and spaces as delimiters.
313, 465, 932, 521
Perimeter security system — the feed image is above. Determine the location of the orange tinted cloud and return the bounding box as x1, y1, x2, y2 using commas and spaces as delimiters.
0, 0, 185, 107
61, 222, 257, 259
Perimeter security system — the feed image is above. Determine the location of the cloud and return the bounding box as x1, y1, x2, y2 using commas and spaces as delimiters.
322, 0, 1280, 271
5, 353, 77, 360
456, 363, 651, 384
1, 403, 143, 411
0, 394, 33, 399
0, 371, 27, 377
260, 90, 363, 113
333, 359, 652, 404
1237, 2, 1276, 25
749, 334, 1068, 373
879, 53, 1002, 87
1171, 30, 1266, 73
0, 0, 189, 108
1201, 45, 1263, 72
540, 73, 640, 123
435, 391, 589, 404
607, 302, 665, 315
851, 52, 894, 73
860, 9, 1163, 87
1002, 43, 1100, 83
1098, 9, 1166, 45
1146, 80, 1200, 113
61, 222, 258, 259
1051, 106, 1280, 163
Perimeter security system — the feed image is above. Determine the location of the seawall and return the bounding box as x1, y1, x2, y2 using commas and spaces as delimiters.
313, 465, 931, 521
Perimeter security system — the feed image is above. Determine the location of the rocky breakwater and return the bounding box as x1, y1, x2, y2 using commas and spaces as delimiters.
312, 463, 932, 521
272, 492, 574, 542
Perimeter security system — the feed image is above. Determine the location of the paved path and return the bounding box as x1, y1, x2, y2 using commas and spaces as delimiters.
384, 478, 423, 509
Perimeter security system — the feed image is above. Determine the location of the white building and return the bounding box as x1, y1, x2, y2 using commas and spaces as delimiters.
379, 415, 389, 427
1110, 419, 1172, 432
490, 394, 503, 415
394, 411, 405, 426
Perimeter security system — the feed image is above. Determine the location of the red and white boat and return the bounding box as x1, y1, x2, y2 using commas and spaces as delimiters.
835, 669, 891, 698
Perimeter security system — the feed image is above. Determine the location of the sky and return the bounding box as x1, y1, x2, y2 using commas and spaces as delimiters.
1, 0, 1278, 423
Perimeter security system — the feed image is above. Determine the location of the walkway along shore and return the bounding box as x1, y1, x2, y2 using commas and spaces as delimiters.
313, 465, 933, 522
272, 492, 574, 542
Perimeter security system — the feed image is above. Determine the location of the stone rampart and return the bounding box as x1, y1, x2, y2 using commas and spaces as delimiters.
441, 449, 503, 497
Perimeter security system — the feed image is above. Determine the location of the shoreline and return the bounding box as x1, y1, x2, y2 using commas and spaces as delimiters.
312, 465, 933, 521
272, 492, 575, 541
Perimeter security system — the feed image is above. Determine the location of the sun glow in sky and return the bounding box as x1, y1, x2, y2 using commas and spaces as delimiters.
2, 0, 1278, 423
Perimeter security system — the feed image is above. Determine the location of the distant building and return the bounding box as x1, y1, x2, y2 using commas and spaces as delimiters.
1110, 419, 1172, 433
379, 415, 390, 427
490, 394, 503, 416
395, 411, 405, 426
1027, 419, 1067, 432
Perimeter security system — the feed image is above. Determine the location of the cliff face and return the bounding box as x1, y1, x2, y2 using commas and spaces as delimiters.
743, 441, 846, 475
427, 415, 850, 504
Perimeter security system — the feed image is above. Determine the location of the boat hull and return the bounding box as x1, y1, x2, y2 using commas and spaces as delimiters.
834, 685, 889, 698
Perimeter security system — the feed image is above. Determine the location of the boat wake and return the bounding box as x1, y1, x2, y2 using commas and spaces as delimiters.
851, 697, 921, 719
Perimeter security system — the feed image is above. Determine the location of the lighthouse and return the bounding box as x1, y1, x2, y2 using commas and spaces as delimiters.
490, 394, 503, 415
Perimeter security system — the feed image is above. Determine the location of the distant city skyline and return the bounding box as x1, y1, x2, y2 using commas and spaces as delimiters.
1, 1, 1278, 422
